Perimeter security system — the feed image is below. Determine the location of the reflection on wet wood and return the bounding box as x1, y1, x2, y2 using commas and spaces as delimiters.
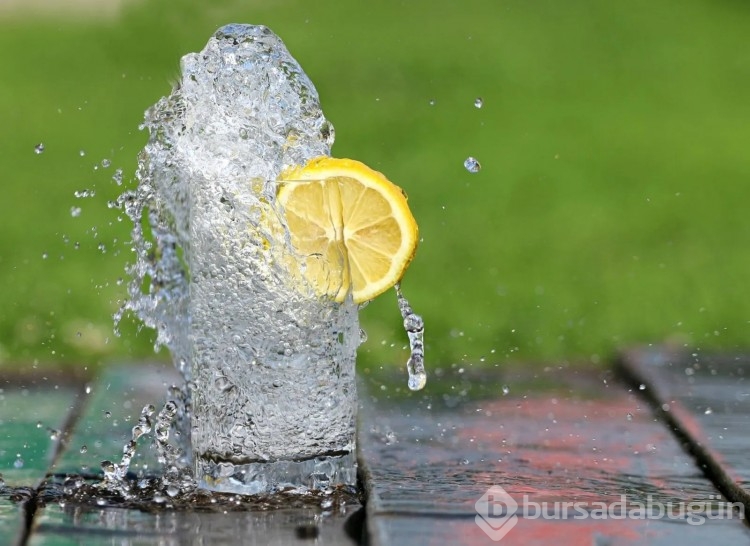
617, 347, 750, 511
358, 368, 750, 545
2, 360, 750, 545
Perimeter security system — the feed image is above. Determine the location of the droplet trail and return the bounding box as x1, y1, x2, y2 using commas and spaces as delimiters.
395, 283, 426, 391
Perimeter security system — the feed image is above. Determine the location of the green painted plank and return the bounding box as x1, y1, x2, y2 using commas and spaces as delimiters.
52, 362, 182, 477
0, 496, 23, 546
0, 387, 79, 488
54, 363, 180, 473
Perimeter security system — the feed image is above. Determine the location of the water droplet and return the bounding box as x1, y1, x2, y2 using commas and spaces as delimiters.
474, 97, 483, 108
70, 206, 82, 218
85, 385, 92, 394
14, 457, 24, 469
101, 159, 111, 168
639, 384, 646, 391
501, 385, 510, 396
41, 252, 48, 260
80, 445, 88, 454
428, 99, 436, 106
704, 407, 713, 415
74, 189, 95, 198
463, 156, 481, 173
34, 143, 45, 154
166, 485, 179, 497
395, 284, 427, 391
626, 413, 633, 421
79, 150, 86, 157
36, 421, 43, 429
112, 168, 123, 185
104, 411, 112, 419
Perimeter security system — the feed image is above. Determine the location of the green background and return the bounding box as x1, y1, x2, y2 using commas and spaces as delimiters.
1, 0, 748, 372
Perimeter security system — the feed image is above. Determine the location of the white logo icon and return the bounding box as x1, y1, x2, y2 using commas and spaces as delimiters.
475, 485, 520, 541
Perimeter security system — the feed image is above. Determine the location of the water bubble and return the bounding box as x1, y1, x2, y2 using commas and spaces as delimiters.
42, 252, 48, 260
639, 384, 646, 391
704, 407, 713, 415
14, 456, 24, 469
36, 421, 43, 429
70, 206, 82, 218
626, 413, 633, 421
79, 150, 86, 157
101, 159, 111, 168
474, 97, 484, 108
34, 143, 45, 154
166, 485, 180, 497
104, 411, 112, 419
74, 189, 96, 198
463, 156, 481, 173
428, 99, 436, 106
80, 445, 88, 454
112, 168, 123, 186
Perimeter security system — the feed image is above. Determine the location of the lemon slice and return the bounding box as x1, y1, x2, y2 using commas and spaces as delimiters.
277, 157, 418, 303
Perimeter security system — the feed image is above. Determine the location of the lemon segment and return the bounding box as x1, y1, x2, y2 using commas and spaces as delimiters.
277, 157, 418, 303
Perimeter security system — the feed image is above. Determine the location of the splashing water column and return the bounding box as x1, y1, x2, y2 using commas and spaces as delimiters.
124, 24, 360, 494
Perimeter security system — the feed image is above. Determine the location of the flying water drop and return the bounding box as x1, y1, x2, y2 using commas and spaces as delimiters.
464, 157, 481, 173
395, 283, 426, 391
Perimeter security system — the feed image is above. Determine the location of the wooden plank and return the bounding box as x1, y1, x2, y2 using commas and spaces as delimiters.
616, 347, 750, 510
51, 362, 183, 477
358, 369, 750, 545
0, 370, 85, 546
0, 497, 24, 546
0, 386, 81, 487
28, 362, 365, 545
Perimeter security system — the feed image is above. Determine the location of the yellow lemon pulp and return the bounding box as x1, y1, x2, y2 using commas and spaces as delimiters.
277, 157, 418, 304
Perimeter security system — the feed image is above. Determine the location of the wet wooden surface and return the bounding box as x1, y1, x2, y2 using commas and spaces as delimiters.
1, 353, 749, 544
616, 347, 750, 511
358, 367, 750, 545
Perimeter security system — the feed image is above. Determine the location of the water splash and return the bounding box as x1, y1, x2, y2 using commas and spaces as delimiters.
108, 24, 425, 495
395, 283, 426, 391
464, 156, 481, 173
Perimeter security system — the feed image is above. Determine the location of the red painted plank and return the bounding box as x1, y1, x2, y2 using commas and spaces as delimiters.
359, 368, 749, 545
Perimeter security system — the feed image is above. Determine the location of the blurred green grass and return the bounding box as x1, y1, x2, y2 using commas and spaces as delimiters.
1, 0, 749, 370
